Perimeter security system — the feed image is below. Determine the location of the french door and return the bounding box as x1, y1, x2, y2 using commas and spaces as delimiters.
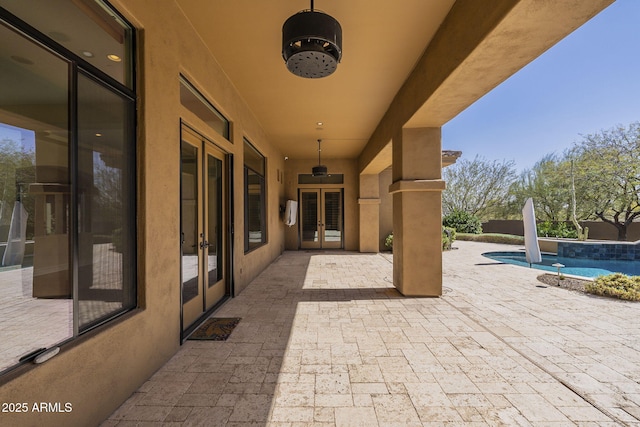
300, 189, 343, 249
180, 125, 228, 333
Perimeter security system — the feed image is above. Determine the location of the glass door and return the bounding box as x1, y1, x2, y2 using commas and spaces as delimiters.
322, 190, 343, 249
180, 126, 227, 332
300, 190, 321, 249
299, 189, 343, 249
203, 144, 225, 308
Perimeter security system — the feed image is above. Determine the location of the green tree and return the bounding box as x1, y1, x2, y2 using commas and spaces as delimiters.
569, 122, 640, 241
0, 138, 36, 238
442, 156, 517, 220
506, 154, 576, 222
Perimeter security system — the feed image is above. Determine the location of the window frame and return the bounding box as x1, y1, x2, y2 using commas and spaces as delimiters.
75, 69, 137, 332
243, 138, 267, 253
179, 75, 230, 140
0, 0, 137, 374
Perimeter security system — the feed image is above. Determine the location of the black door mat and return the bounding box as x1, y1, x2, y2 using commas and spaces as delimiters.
188, 317, 241, 340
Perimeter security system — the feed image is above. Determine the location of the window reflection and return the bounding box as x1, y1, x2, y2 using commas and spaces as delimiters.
244, 139, 266, 252
77, 73, 135, 329
0, 0, 136, 374
0, 22, 72, 373
0, 0, 134, 88
207, 154, 223, 285
181, 142, 199, 304
180, 77, 229, 139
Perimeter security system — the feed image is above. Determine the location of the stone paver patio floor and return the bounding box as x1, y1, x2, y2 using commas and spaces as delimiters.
103, 241, 640, 426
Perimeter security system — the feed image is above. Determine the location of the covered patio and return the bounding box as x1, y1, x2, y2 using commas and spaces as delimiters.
0, 2, 621, 425
104, 241, 640, 425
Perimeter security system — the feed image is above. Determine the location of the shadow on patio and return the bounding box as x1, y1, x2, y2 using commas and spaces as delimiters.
104, 244, 639, 425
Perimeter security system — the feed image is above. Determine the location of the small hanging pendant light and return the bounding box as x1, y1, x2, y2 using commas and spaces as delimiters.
282, 0, 342, 78
312, 139, 328, 176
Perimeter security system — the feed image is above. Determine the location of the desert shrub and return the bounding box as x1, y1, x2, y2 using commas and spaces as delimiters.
442, 226, 456, 250
384, 233, 393, 250
456, 233, 524, 245
537, 221, 578, 238
385, 229, 456, 251
585, 273, 640, 301
442, 209, 482, 234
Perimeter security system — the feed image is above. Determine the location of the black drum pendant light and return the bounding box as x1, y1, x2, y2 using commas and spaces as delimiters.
282, 0, 342, 78
312, 139, 328, 177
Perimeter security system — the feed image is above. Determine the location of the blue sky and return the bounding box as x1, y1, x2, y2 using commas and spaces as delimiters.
442, 0, 640, 173
0, 123, 35, 152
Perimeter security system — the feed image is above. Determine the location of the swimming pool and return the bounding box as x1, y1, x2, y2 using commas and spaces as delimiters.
482, 251, 640, 279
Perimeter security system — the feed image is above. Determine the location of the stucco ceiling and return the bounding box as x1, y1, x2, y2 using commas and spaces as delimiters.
175, 0, 614, 167
175, 0, 456, 161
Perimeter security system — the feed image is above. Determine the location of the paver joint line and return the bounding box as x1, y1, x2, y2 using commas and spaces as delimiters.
440, 296, 625, 426
102, 244, 640, 426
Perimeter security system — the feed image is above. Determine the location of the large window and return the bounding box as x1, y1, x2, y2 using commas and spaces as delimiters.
0, 1, 135, 374
244, 139, 266, 252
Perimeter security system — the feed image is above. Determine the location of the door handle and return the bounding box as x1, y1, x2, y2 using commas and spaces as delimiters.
200, 240, 209, 249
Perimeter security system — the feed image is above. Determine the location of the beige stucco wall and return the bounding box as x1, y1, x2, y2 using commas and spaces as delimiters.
284, 159, 359, 251
379, 167, 393, 251
0, 1, 284, 425
538, 239, 559, 254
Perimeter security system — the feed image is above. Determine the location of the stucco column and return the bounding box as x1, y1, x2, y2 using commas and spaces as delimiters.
390, 127, 444, 296
359, 174, 381, 253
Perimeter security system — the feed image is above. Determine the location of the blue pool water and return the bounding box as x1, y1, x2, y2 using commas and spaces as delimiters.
482, 251, 640, 279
